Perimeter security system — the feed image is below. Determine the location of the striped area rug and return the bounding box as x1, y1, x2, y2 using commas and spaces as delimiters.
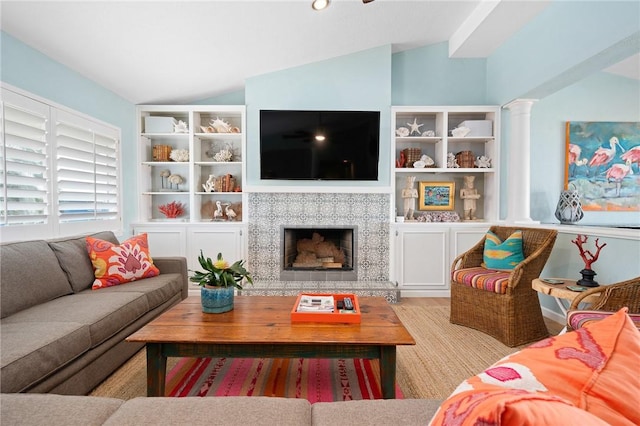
166, 357, 403, 402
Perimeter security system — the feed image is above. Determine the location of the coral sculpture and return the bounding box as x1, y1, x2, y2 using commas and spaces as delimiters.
213, 148, 233, 162
169, 149, 189, 162
572, 234, 606, 270
158, 201, 185, 218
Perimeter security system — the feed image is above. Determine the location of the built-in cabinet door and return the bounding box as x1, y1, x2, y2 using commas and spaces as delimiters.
186, 225, 246, 272
395, 226, 449, 296
449, 226, 489, 266
132, 225, 187, 259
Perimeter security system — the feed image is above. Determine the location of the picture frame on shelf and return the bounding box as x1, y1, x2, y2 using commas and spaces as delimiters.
418, 182, 455, 211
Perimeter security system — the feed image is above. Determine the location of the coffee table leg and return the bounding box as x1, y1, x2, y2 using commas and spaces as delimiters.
379, 345, 396, 399
146, 343, 166, 397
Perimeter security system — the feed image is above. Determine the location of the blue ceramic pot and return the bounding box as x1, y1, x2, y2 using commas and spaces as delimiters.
201, 285, 234, 313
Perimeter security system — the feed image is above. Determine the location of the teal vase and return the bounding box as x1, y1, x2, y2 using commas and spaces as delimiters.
201, 285, 234, 313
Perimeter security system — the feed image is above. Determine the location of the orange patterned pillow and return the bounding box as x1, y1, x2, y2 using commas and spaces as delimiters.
430, 308, 640, 426
86, 233, 159, 290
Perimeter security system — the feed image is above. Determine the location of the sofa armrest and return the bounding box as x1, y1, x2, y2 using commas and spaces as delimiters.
153, 257, 189, 300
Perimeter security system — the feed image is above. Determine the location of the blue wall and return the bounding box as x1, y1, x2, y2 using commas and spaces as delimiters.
486, 1, 640, 105
391, 42, 487, 105
245, 45, 393, 188
531, 72, 640, 226
1, 31, 136, 235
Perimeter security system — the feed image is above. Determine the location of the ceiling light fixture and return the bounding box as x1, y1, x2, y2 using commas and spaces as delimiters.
311, 0, 330, 11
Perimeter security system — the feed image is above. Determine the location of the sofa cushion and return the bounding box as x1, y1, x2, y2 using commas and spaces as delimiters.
431, 308, 640, 426
0, 321, 91, 392
314, 399, 443, 426
0, 240, 73, 318
102, 396, 311, 426
86, 233, 160, 290
3, 291, 150, 348
48, 231, 120, 293
99, 273, 184, 310
482, 229, 524, 270
0, 393, 124, 426
451, 267, 510, 294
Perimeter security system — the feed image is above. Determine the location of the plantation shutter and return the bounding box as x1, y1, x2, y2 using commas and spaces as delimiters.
0, 90, 50, 226
54, 110, 120, 225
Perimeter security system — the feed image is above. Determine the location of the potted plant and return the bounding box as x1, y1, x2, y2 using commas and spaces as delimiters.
190, 250, 253, 313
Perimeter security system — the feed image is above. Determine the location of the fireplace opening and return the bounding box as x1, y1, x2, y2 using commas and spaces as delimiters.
281, 226, 357, 281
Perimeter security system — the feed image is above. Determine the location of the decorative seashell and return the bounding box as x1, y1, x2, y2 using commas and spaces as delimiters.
230, 126, 240, 133
395, 127, 410, 137
413, 160, 426, 168
173, 120, 189, 133
206, 126, 216, 133
422, 130, 435, 137
200, 126, 208, 133
451, 126, 471, 138
420, 154, 435, 166
210, 117, 231, 133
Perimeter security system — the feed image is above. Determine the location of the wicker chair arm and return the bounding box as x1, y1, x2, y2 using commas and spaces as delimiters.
451, 238, 486, 274
503, 230, 557, 294
569, 276, 640, 312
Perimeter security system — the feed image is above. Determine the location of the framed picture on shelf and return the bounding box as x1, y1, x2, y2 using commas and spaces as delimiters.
418, 182, 455, 211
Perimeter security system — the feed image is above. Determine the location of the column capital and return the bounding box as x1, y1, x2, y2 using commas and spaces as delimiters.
503, 98, 538, 112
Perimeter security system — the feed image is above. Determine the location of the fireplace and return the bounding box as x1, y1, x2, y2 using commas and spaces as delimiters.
281, 226, 357, 281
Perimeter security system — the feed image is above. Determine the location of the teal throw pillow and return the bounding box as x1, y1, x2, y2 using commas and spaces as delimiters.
482, 230, 524, 270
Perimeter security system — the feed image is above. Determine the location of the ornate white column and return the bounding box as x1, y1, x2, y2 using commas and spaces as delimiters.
503, 99, 538, 224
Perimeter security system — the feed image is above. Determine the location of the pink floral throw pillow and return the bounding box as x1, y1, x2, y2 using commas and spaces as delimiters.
86, 233, 159, 290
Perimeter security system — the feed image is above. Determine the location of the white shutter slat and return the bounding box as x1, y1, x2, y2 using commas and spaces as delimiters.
4, 133, 47, 151
0, 187, 47, 199
4, 146, 47, 165
4, 106, 47, 129
4, 120, 47, 142
57, 169, 93, 181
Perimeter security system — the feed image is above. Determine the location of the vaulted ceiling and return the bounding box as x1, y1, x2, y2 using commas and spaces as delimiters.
1, 1, 636, 105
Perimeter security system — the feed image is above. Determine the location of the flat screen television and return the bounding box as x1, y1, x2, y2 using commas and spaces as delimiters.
260, 110, 380, 180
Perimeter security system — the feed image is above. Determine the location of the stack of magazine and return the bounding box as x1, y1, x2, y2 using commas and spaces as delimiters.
296, 295, 334, 313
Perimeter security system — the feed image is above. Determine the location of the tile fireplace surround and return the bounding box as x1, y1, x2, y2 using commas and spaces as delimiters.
244, 192, 399, 302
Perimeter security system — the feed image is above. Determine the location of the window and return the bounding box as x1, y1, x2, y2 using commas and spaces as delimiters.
0, 87, 121, 240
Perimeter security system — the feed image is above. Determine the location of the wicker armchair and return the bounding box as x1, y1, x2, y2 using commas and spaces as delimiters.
449, 226, 558, 347
567, 277, 640, 330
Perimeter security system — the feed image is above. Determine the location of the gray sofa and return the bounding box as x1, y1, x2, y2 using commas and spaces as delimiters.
0, 393, 442, 425
0, 231, 188, 395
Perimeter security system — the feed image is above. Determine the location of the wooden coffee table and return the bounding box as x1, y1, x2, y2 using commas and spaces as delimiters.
127, 296, 415, 399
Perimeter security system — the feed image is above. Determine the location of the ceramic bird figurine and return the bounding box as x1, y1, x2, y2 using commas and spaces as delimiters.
225, 203, 237, 221
213, 201, 224, 220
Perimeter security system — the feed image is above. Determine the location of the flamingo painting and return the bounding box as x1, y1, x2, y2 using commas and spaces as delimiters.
621, 145, 640, 173
605, 160, 634, 197
566, 121, 640, 212
588, 136, 626, 177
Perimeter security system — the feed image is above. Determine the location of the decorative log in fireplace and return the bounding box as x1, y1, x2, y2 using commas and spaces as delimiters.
293, 232, 345, 268
282, 227, 355, 274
